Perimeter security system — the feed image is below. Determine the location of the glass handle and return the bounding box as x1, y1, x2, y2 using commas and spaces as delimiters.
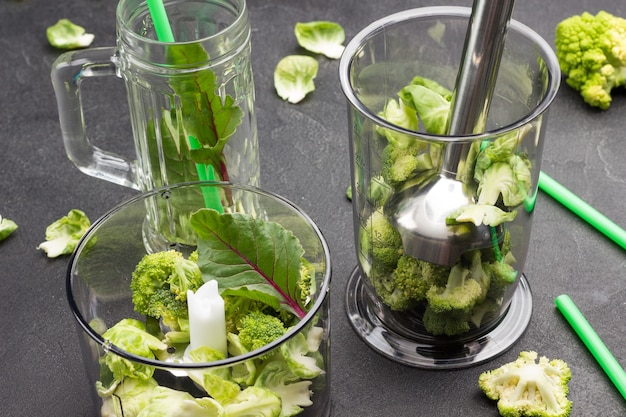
51, 47, 139, 190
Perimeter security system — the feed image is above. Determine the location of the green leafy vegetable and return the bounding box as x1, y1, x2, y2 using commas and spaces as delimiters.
274, 55, 319, 104
399, 84, 452, 134
254, 360, 313, 417
280, 332, 324, 379
190, 208, 308, 319
0, 215, 17, 241
37, 209, 90, 257
222, 386, 282, 417
101, 318, 167, 382
186, 346, 241, 403
294, 21, 346, 59
99, 377, 158, 417
135, 387, 225, 417
46, 19, 94, 50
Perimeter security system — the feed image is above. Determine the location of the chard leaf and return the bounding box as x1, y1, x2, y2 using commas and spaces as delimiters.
145, 43, 244, 183
190, 209, 307, 318
146, 112, 200, 186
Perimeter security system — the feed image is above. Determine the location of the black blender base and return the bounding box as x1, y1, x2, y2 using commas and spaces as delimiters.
345, 266, 532, 369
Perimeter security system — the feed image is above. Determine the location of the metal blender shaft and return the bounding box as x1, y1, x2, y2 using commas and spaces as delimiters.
385, 0, 516, 266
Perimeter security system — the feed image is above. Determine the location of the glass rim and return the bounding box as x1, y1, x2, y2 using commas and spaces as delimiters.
338, 6, 561, 143
117, 0, 248, 47
66, 181, 332, 370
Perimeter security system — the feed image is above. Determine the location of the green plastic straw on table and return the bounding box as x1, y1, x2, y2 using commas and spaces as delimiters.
539, 171, 626, 251
146, 0, 175, 42
555, 294, 626, 400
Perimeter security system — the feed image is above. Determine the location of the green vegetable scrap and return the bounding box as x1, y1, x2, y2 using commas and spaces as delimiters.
37, 209, 90, 258
0, 215, 18, 241
100, 319, 167, 382
96, 208, 325, 417
358, 76, 532, 336
479, 351, 572, 417
254, 360, 313, 417
99, 376, 225, 417
294, 21, 346, 59
274, 55, 319, 104
223, 386, 282, 417
555, 10, 626, 109
186, 346, 241, 403
46, 19, 94, 50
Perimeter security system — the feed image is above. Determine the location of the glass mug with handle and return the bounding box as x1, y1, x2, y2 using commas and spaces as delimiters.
51, 0, 259, 193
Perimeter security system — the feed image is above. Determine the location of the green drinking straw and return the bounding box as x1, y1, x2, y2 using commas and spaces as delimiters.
539, 171, 626, 251
555, 294, 626, 400
146, 0, 175, 42
189, 136, 224, 213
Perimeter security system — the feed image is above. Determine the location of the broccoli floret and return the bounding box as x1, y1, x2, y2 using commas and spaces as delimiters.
394, 255, 450, 302
555, 11, 626, 109
475, 136, 532, 208
369, 253, 453, 313
297, 258, 316, 308
485, 252, 518, 301
360, 207, 403, 272
130, 250, 203, 330
476, 159, 532, 208
188, 249, 199, 263
237, 311, 287, 356
479, 351, 573, 417
381, 145, 434, 188
426, 264, 484, 313
368, 265, 413, 311
223, 295, 285, 334
376, 96, 437, 188
422, 305, 471, 336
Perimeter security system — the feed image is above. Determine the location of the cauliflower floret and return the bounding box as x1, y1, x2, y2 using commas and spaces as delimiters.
479, 351, 573, 417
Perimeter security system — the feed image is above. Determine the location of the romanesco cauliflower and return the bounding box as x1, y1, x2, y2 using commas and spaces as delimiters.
555, 11, 626, 109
